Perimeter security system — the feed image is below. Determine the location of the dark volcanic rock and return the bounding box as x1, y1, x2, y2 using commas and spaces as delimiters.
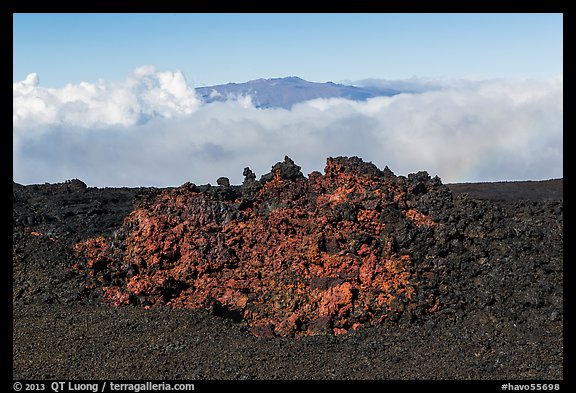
67, 157, 562, 342
72, 156, 453, 336
12, 157, 563, 379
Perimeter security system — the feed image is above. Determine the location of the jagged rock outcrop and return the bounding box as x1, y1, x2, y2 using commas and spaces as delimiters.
13, 166, 563, 378
73, 157, 461, 336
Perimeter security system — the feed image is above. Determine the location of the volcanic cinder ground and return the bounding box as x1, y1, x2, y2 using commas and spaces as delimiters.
12, 156, 563, 380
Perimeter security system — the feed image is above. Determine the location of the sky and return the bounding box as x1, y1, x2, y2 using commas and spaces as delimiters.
14, 13, 562, 87
13, 13, 563, 187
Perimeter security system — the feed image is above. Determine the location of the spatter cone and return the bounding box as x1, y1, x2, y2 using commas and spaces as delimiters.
74, 156, 454, 337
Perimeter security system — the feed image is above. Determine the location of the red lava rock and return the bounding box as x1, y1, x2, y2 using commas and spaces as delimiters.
74, 156, 451, 336
251, 324, 276, 338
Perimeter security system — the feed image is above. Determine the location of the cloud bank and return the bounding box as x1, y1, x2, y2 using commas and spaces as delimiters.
13, 67, 563, 187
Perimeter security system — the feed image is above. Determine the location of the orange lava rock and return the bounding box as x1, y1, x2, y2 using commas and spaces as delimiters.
74, 156, 453, 336
405, 208, 436, 227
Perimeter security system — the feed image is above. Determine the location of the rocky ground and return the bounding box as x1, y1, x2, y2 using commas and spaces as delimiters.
12, 157, 563, 380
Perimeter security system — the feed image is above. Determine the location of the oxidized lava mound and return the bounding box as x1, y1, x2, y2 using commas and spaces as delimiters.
74, 156, 455, 337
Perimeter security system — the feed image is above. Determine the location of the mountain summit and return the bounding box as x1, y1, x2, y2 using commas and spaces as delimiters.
195, 76, 400, 109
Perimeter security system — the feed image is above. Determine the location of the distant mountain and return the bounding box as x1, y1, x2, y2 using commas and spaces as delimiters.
195, 76, 400, 109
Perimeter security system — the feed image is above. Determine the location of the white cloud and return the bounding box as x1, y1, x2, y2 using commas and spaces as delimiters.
13, 69, 563, 187
351, 76, 487, 93
12, 66, 199, 129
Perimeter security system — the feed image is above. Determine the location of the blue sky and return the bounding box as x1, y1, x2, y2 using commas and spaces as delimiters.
13, 13, 563, 87
13, 13, 563, 186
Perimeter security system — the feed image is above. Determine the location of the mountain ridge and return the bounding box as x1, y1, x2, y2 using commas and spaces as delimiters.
195, 76, 400, 109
